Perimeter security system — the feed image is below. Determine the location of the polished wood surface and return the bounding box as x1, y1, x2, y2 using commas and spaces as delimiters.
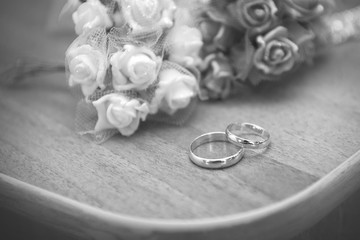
0, 0, 360, 239
1, 150, 360, 240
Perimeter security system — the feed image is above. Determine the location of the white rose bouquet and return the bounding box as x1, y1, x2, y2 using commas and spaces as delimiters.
64, 0, 202, 141
4, 0, 359, 143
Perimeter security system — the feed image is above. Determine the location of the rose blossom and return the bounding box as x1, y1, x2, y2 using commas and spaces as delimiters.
253, 26, 299, 76
199, 19, 239, 54
201, 53, 234, 100
119, 0, 176, 32
167, 25, 203, 67
282, 0, 334, 21
199, 19, 223, 44
72, 0, 112, 35
110, 45, 162, 91
150, 69, 198, 115
60, 0, 84, 18
229, 0, 278, 34
93, 93, 149, 136
66, 44, 107, 97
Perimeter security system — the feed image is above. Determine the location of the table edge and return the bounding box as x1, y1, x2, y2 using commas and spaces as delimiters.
1, 149, 360, 240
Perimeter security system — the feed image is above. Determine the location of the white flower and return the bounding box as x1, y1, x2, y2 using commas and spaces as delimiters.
119, 0, 176, 32
168, 25, 203, 67
110, 45, 162, 91
93, 94, 149, 136
60, 0, 82, 18
113, 10, 126, 27
72, 0, 113, 35
150, 69, 198, 115
66, 44, 107, 97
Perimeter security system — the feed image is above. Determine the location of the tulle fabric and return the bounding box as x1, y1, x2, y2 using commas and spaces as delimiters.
65, 0, 202, 141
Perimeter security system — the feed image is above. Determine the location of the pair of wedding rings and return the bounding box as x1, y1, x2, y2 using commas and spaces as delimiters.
189, 123, 270, 169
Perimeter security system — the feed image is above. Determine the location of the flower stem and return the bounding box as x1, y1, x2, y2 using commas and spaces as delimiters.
0, 59, 65, 86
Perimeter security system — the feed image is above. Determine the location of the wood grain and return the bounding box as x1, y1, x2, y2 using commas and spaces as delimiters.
0, 0, 360, 239
1, 149, 360, 240
2, 45, 359, 219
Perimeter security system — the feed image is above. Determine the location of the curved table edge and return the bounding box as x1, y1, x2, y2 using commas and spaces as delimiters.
1, 149, 360, 240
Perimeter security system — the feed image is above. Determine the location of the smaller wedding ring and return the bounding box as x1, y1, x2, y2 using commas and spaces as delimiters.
189, 132, 244, 169
226, 123, 270, 149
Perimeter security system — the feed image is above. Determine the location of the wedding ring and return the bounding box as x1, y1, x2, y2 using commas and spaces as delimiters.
226, 123, 270, 149
189, 132, 244, 169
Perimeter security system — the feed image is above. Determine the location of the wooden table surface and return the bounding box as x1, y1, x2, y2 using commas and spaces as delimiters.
1, 1, 360, 240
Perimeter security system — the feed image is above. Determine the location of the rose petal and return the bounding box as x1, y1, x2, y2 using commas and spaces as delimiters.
93, 94, 149, 135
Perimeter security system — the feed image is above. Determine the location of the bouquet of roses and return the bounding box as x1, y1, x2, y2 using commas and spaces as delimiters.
64, 0, 204, 141
52, 0, 360, 140
1, 0, 358, 142
196, 0, 336, 100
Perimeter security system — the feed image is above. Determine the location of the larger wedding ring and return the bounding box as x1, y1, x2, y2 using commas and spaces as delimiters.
189, 132, 245, 169
226, 123, 270, 149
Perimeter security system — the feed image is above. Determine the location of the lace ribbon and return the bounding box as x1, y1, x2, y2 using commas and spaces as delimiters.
312, 6, 360, 47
